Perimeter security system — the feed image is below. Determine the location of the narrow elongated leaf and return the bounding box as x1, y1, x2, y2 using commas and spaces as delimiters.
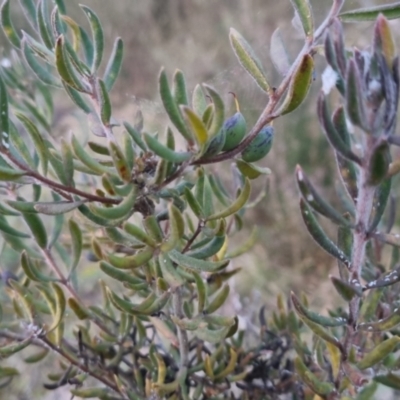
0, 215, 30, 238
173, 69, 188, 106
22, 212, 47, 249
47, 283, 66, 333
169, 249, 229, 273
61, 82, 91, 113
346, 59, 367, 129
318, 94, 361, 164
103, 37, 123, 91
289, 0, 314, 38
276, 54, 314, 115
71, 135, 115, 176
100, 261, 146, 286
296, 165, 351, 226
181, 106, 208, 148
205, 284, 230, 314
37, 0, 54, 49
161, 203, 185, 252
159, 68, 192, 143
98, 79, 111, 125
229, 28, 270, 93
0, 74, 9, 149
192, 84, 207, 116
206, 178, 251, 221
107, 247, 153, 269
358, 337, 400, 370
0, 336, 33, 358
331, 275, 362, 301
339, 3, 400, 22
359, 307, 400, 332
368, 178, 391, 233
0, 166, 26, 181
158, 254, 185, 288
34, 200, 85, 215
300, 199, 351, 268
291, 292, 347, 327
144, 132, 191, 163
1, 0, 21, 48
16, 113, 49, 176
375, 373, 400, 390
236, 159, 270, 180
80, 5, 103, 72
203, 84, 225, 139
55, 35, 88, 93
186, 235, 225, 259
294, 357, 335, 396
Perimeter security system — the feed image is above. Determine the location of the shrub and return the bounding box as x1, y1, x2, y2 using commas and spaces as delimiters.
0, 0, 400, 399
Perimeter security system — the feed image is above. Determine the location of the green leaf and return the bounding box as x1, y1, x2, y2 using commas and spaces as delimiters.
55, 35, 89, 93
20, 250, 53, 282
186, 235, 225, 259
205, 284, 230, 314
98, 79, 111, 125
159, 68, 192, 143
80, 5, 104, 72
276, 54, 314, 115
206, 177, 251, 221
339, 2, 400, 22
0, 166, 26, 181
192, 84, 207, 117
100, 261, 146, 287
358, 306, 400, 332
236, 159, 271, 180
169, 249, 229, 273
22, 212, 47, 249
289, 0, 314, 38
161, 203, 185, 252
229, 28, 270, 94
0, 215, 30, 238
181, 106, 208, 148
158, 253, 185, 288
296, 165, 351, 226
68, 218, 82, 273
103, 37, 123, 91
294, 357, 335, 396
203, 84, 225, 139
0, 74, 9, 149
90, 185, 136, 220
62, 82, 91, 113
330, 275, 362, 301
173, 69, 188, 106
346, 59, 367, 129
33, 200, 85, 215
300, 198, 351, 268
358, 337, 400, 370
317, 94, 361, 164
368, 178, 391, 233
374, 14, 396, 66
108, 140, 131, 182
37, 0, 54, 49
374, 373, 400, 390
15, 113, 49, 176
291, 292, 347, 327
70, 388, 110, 398
0, 336, 33, 358
1, 0, 21, 49
107, 247, 154, 270
144, 132, 192, 163
71, 135, 115, 176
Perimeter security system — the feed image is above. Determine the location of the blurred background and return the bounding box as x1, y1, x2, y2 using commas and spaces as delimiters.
1, 0, 400, 398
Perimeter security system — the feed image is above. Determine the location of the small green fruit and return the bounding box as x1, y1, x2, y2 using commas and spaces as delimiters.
221, 112, 247, 151
241, 125, 274, 162
204, 130, 226, 157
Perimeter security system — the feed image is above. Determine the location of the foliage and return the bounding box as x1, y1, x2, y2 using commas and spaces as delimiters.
0, 0, 400, 399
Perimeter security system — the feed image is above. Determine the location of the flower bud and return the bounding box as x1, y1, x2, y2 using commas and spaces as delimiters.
241, 125, 274, 162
